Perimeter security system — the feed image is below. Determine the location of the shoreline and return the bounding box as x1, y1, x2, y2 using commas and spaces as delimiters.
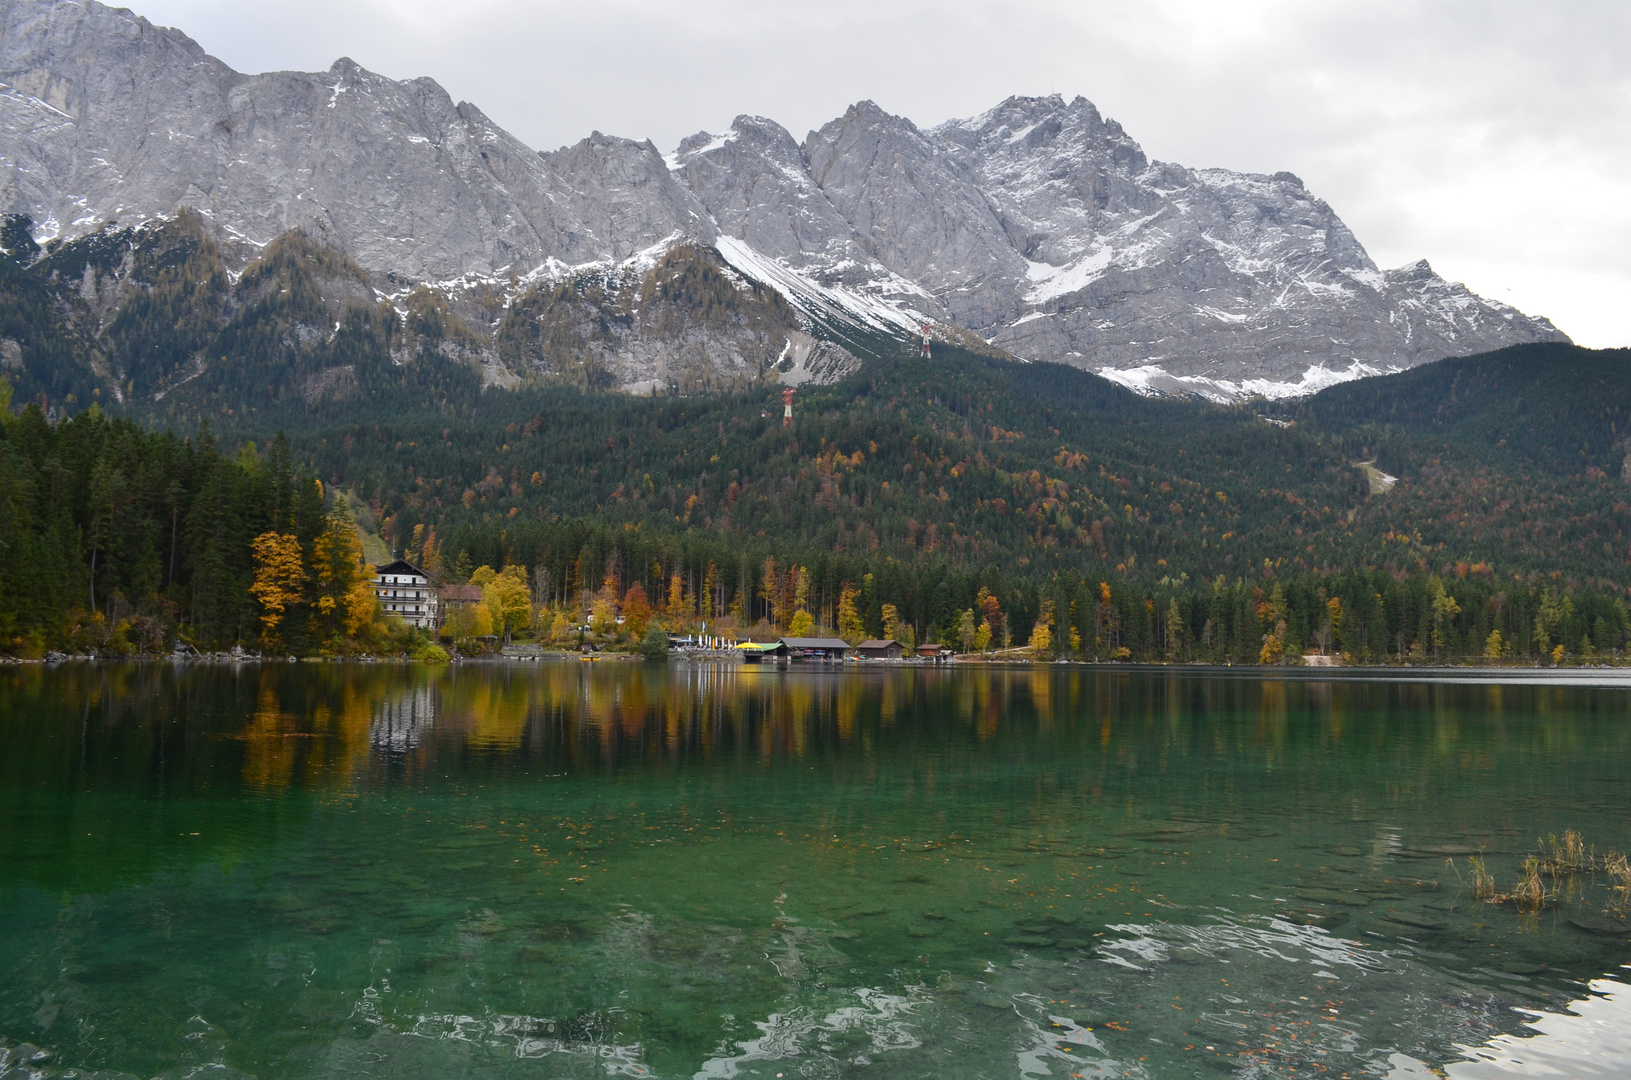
8, 652, 1631, 683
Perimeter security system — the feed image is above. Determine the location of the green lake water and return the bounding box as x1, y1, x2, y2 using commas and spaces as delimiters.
2, 661, 1630, 1079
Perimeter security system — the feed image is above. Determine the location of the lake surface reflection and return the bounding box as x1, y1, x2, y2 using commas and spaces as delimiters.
2, 661, 1630, 1079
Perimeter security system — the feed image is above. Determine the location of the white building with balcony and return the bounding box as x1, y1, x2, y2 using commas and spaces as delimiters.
373, 559, 437, 630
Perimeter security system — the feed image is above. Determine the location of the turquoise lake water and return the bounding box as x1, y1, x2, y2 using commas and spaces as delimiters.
2, 661, 1630, 1079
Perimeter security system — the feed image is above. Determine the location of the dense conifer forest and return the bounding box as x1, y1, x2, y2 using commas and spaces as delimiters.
0, 394, 428, 656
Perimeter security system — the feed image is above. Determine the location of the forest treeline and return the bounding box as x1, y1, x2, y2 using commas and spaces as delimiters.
0, 394, 429, 656
0, 389, 1623, 664
429, 517, 1630, 665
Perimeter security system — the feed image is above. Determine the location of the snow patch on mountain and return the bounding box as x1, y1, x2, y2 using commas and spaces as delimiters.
714, 235, 926, 338
1098, 360, 1395, 403
1025, 250, 1114, 303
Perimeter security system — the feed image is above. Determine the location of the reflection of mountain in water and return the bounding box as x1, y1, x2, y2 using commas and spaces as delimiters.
372, 686, 435, 754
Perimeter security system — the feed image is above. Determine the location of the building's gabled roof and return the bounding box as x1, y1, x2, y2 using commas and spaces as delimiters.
855, 639, 901, 649
439, 584, 483, 602
780, 637, 853, 650
374, 559, 428, 578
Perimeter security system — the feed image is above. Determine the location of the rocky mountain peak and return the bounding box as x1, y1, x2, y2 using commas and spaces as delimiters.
539, 132, 714, 263
0, 0, 1568, 401
1385, 259, 1439, 283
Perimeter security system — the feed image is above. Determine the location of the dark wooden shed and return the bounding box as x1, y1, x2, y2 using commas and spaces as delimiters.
780, 637, 853, 660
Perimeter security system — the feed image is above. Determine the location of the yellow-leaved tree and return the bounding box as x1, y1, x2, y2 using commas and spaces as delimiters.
786, 565, 814, 636
836, 583, 866, 644
589, 596, 618, 635
1029, 600, 1055, 657
1428, 577, 1461, 657
444, 601, 493, 644
311, 504, 376, 640
664, 574, 691, 630
471, 565, 532, 640
877, 602, 914, 649
249, 532, 306, 647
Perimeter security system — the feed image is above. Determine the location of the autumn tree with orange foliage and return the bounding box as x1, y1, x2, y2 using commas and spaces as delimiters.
622, 582, 652, 638
249, 532, 305, 647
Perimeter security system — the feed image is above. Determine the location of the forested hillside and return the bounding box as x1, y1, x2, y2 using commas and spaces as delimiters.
289, 345, 1631, 585
265, 345, 1627, 665
1286, 342, 1631, 479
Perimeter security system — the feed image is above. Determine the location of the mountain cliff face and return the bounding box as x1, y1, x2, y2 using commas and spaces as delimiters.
0, 0, 707, 281
682, 97, 1565, 398
1, 0, 1567, 403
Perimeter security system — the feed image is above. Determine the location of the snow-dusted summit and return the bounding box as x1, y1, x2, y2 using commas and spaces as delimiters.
0, 0, 1566, 398
680, 96, 1564, 396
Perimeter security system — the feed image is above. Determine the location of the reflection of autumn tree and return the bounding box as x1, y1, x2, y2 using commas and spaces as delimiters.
665, 682, 687, 749
836, 679, 863, 741
1029, 667, 1053, 724
976, 677, 1000, 740
879, 676, 899, 727
463, 677, 534, 750
1256, 678, 1288, 747
621, 669, 651, 735
786, 679, 816, 738
236, 667, 432, 791
584, 671, 622, 748
314, 675, 384, 782
240, 675, 301, 792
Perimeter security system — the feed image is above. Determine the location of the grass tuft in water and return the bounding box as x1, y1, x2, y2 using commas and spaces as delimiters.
1456, 831, 1631, 914
1541, 830, 1596, 875
1604, 851, 1631, 916
1512, 856, 1551, 911
1462, 855, 1499, 902
1455, 853, 1552, 910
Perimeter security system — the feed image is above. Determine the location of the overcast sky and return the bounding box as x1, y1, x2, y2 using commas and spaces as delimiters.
135, 0, 1629, 347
